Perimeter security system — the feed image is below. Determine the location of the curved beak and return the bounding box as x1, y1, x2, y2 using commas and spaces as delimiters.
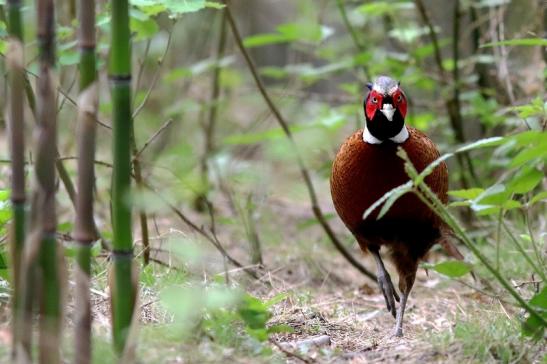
380, 104, 395, 121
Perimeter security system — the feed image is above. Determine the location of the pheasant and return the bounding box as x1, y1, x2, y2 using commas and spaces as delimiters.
330, 76, 456, 337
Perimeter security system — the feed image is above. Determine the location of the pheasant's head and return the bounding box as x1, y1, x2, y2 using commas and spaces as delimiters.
363, 76, 408, 144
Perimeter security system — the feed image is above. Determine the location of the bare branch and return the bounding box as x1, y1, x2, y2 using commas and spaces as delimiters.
225, 3, 376, 281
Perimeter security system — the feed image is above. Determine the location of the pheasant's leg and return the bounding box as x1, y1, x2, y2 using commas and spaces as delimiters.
371, 248, 399, 318
393, 289, 410, 337
393, 271, 416, 337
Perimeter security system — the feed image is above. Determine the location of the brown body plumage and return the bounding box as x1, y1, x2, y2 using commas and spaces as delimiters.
331, 127, 447, 250
330, 126, 449, 336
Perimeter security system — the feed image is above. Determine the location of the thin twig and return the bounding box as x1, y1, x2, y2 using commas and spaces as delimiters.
335, 0, 371, 80
414, 0, 477, 188
141, 180, 260, 280
22, 71, 81, 208
57, 156, 114, 169
225, 2, 376, 282
269, 339, 314, 364
133, 118, 174, 161
199, 10, 228, 208
130, 26, 174, 265
452, 0, 478, 184
133, 39, 151, 104
132, 26, 174, 119
523, 209, 544, 267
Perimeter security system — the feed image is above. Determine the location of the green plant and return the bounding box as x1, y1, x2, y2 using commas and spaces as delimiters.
4, 0, 26, 357
109, 0, 136, 355
73, 0, 99, 362
368, 127, 546, 338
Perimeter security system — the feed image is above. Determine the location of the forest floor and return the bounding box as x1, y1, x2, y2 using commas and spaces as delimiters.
0, 197, 544, 363
246, 253, 537, 364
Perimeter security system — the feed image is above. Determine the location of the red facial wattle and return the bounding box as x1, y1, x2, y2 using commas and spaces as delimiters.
364, 89, 407, 121
365, 91, 382, 121
392, 89, 407, 119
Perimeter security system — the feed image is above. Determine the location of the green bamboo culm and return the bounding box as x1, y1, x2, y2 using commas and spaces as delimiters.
109, 0, 136, 355
5, 0, 26, 359
73, 0, 98, 363
35, 0, 62, 363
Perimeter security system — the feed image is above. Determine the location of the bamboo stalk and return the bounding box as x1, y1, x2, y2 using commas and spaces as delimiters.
5, 0, 26, 359
73, 0, 98, 363
109, 0, 136, 354
34, 0, 62, 363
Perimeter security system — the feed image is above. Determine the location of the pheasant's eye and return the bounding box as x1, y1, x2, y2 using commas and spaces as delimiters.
372, 97, 378, 104
397, 95, 403, 102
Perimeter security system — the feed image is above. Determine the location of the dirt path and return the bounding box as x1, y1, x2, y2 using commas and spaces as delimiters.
264, 268, 501, 363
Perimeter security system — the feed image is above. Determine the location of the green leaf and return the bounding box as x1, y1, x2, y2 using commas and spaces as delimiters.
243, 33, 288, 48
448, 188, 485, 200
204, 1, 225, 9
455, 137, 505, 153
0, 190, 10, 201
363, 181, 413, 220
0, 249, 7, 270
377, 183, 412, 219
130, 8, 159, 40
276, 22, 324, 43
131, 0, 166, 16
243, 22, 329, 48
507, 167, 543, 194
388, 25, 431, 43
481, 38, 547, 48
164, 0, 207, 13
510, 144, 547, 168
426, 260, 472, 278
448, 201, 472, 207
522, 286, 547, 339
59, 50, 80, 66
133, 0, 223, 17
473, 184, 509, 205
510, 97, 546, 119
415, 153, 453, 185
530, 191, 547, 205
264, 292, 288, 307
357, 1, 414, 16
237, 294, 270, 332
469, 184, 523, 215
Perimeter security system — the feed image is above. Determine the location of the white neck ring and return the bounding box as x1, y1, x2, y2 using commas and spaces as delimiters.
362, 124, 409, 145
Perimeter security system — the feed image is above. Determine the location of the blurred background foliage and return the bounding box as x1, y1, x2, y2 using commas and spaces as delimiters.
0, 0, 545, 362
